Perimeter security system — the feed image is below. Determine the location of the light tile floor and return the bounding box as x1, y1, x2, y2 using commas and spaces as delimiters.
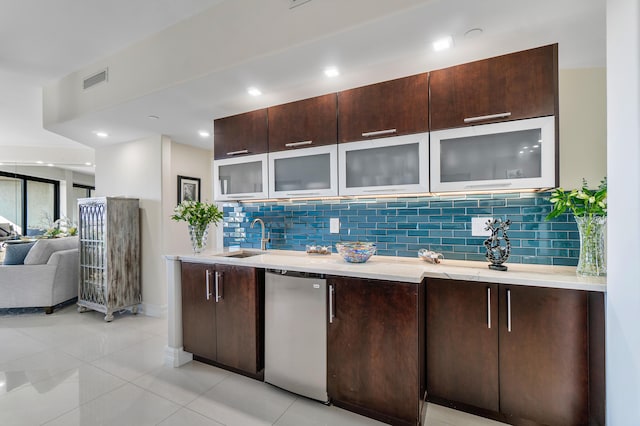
0, 305, 509, 425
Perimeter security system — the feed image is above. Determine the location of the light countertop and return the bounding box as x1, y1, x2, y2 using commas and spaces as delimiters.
166, 249, 606, 292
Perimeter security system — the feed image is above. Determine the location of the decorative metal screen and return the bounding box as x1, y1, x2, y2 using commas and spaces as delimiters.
79, 200, 106, 306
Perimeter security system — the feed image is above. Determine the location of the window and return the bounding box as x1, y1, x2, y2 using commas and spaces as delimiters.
0, 176, 23, 235
0, 172, 59, 236
71, 184, 95, 224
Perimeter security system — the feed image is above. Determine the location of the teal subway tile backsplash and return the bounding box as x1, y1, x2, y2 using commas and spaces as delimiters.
222, 191, 579, 266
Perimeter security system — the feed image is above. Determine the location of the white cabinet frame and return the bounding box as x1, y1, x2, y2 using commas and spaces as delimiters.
213, 153, 269, 201
338, 133, 429, 196
430, 116, 556, 192
268, 144, 338, 198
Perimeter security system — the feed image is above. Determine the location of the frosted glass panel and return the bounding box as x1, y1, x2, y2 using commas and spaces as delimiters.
274, 154, 330, 191
27, 180, 55, 235
346, 143, 420, 188
440, 129, 542, 183
0, 176, 22, 231
219, 161, 263, 194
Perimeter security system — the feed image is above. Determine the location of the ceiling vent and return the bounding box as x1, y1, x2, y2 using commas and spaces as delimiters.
83, 68, 108, 90
289, 0, 312, 9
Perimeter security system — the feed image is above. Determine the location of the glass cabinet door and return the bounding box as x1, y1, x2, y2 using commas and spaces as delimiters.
269, 145, 338, 198
430, 116, 556, 192
213, 153, 269, 200
338, 133, 429, 196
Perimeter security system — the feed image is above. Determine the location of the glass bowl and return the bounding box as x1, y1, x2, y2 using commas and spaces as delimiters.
335, 242, 377, 263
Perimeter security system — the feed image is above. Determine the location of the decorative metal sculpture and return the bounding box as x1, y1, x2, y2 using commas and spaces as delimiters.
484, 218, 512, 271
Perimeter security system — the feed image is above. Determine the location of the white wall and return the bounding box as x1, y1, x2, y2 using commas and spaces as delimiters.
95, 135, 213, 317
161, 139, 215, 256
95, 135, 165, 315
559, 68, 607, 188
606, 0, 640, 423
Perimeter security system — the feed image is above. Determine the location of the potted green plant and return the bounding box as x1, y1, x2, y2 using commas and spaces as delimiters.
546, 178, 607, 276
41, 216, 77, 238
171, 200, 223, 253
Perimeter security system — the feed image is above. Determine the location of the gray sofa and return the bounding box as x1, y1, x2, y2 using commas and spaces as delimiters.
0, 237, 79, 313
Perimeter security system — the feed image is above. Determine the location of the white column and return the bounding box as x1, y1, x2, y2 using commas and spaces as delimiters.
164, 256, 193, 367
606, 0, 640, 423
63, 170, 74, 220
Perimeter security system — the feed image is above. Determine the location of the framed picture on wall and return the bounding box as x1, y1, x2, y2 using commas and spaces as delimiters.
177, 175, 201, 204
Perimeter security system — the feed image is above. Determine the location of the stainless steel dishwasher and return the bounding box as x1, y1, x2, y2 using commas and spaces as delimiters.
264, 269, 328, 403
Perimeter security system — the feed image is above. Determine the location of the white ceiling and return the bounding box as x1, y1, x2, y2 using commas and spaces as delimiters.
1, 0, 606, 168
0, 0, 224, 169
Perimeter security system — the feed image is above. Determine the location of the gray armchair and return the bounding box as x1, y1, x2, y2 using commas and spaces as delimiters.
0, 237, 79, 313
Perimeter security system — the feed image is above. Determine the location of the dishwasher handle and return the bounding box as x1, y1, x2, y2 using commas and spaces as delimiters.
266, 269, 325, 279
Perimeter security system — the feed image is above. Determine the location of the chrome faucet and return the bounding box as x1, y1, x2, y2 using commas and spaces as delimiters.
250, 218, 270, 251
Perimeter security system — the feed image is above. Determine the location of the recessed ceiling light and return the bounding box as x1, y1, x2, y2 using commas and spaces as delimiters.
148, 115, 160, 120
519, 151, 524, 154
247, 87, 262, 96
533, 144, 539, 148
523, 146, 529, 149
85, 162, 92, 166
198, 130, 210, 138
433, 36, 454, 52
47, 163, 54, 167
94, 131, 109, 138
36, 161, 44, 164
324, 66, 340, 78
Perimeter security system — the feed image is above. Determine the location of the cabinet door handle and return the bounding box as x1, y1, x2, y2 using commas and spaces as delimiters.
464, 183, 513, 189
362, 188, 401, 193
487, 287, 491, 329
463, 112, 512, 123
507, 289, 512, 332
215, 271, 223, 302
226, 149, 249, 156
329, 285, 335, 323
206, 270, 212, 300
362, 128, 397, 137
285, 192, 322, 196
285, 140, 313, 148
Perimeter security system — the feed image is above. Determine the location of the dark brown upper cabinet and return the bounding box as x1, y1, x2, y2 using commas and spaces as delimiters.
337, 73, 429, 143
213, 109, 268, 160
429, 44, 558, 131
268, 94, 337, 152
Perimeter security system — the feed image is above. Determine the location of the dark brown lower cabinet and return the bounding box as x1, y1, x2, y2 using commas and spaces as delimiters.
181, 262, 264, 378
499, 285, 589, 426
426, 278, 605, 426
181, 262, 217, 361
327, 276, 424, 426
426, 279, 499, 412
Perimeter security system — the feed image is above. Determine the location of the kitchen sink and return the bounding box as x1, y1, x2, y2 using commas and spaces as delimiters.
223, 251, 262, 258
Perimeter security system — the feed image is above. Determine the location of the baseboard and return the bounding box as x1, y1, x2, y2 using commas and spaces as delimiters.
140, 302, 168, 318
165, 346, 193, 367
